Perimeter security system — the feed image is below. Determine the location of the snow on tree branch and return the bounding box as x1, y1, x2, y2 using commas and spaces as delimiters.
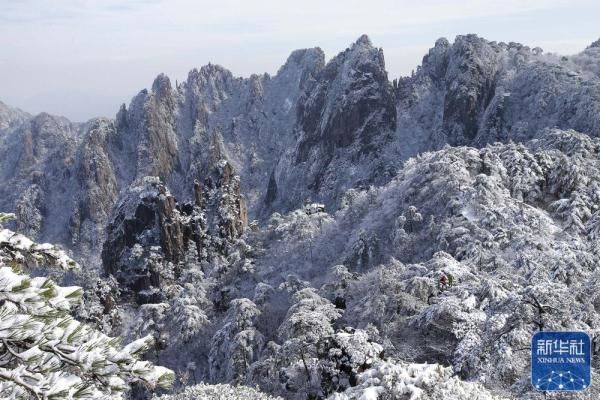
0, 223, 175, 399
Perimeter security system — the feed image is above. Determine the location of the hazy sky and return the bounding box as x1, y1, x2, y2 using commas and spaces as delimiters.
1, 0, 599, 121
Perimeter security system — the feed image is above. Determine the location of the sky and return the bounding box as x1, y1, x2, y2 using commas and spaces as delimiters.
1, 0, 599, 122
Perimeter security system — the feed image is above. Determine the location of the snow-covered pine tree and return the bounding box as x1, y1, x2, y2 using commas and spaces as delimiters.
275, 288, 342, 398
153, 382, 282, 400
0, 213, 174, 399
209, 298, 264, 384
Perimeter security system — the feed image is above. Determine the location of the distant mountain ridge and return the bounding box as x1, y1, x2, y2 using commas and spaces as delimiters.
1, 34, 599, 262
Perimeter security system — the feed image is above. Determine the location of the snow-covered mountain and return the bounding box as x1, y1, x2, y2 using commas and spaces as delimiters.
3, 34, 600, 259
0, 100, 30, 131
1, 34, 600, 399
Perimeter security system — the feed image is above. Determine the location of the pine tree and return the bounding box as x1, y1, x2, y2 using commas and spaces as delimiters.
276, 288, 342, 397
0, 213, 174, 399
209, 298, 264, 384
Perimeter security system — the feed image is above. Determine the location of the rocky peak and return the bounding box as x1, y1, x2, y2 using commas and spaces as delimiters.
277, 47, 325, 90
354, 34, 372, 47
281, 48, 325, 72
101, 177, 197, 301
118, 72, 179, 181
181, 63, 237, 128
185, 64, 236, 97
441, 34, 502, 144
10, 113, 79, 175
203, 160, 248, 241
589, 38, 600, 49
102, 161, 247, 302
0, 111, 81, 243
419, 37, 451, 82
434, 37, 451, 48
198, 63, 234, 79
152, 73, 173, 99
398, 33, 600, 153
0, 100, 30, 131
265, 35, 397, 214
294, 34, 394, 162
247, 74, 266, 101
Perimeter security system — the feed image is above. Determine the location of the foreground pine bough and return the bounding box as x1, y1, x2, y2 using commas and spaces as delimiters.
0, 213, 174, 399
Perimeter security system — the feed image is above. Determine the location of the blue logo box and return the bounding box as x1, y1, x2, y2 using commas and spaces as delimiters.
531, 331, 591, 391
